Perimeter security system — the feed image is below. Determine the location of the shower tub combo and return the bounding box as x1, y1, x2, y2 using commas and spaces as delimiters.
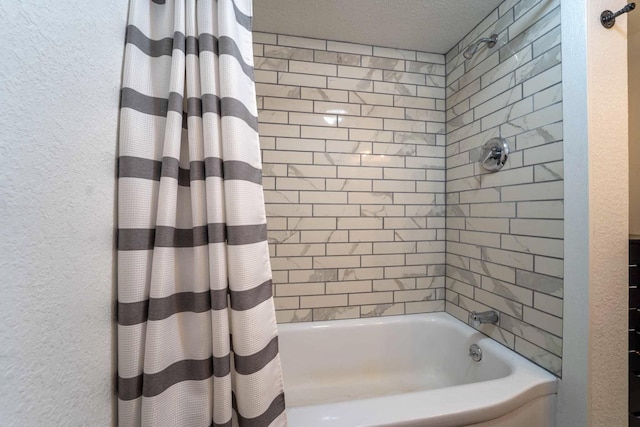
278, 312, 557, 427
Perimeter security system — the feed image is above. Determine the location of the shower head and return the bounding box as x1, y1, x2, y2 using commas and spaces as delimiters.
463, 34, 498, 59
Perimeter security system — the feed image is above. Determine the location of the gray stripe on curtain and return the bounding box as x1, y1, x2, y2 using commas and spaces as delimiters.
117, 227, 208, 250
186, 36, 198, 56
190, 160, 205, 181
198, 33, 218, 55
126, 27, 255, 82
125, 26, 185, 56
116, 289, 227, 326
167, 92, 183, 114
118, 357, 213, 400
125, 26, 173, 57
118, 224, 267, 250
211, 288, 229, 310
119, 156, 262, 186
118, 340, 280, 400
232, 393, 286, 427
117, 227, 206, 250
117, 291, 211, 326
218, 36, 254, 79
118, 229, 155, 251
117, 280, 273, 325
220, 97, 258, 131
226, 224, 268, 245
234, 336, 279, 375
173, 31, 186, 53
121, 89, 258, 131
118, 156, 190, 186
224, 160, 262, 183
147, 291, 213, 318
120, 88, 183, 117
117, 299, 149, 326
214, 354, 231, 378
202, 93, 220, 114
231, 0, 252, 31
205, 157, 223, 179
161, 157, 180, 182
229, 279, 273, 310
187, 96, 203, 117
208, 223, 226, 244
119, 156, 160, 181
155, 225, 209, 247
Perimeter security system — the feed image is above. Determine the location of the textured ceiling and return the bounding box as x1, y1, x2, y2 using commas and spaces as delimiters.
253, 0, 503, 53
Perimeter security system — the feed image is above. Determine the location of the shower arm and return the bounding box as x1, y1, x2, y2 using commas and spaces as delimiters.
475, 35, 498, 47
463, 34, 498, 59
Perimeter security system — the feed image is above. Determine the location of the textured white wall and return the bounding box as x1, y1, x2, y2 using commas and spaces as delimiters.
0, 1, 128, 425
585, 1, 629, 424
560, 0, 629, 425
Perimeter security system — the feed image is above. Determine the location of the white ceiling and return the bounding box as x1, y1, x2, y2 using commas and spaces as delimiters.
253, 0, 503, 54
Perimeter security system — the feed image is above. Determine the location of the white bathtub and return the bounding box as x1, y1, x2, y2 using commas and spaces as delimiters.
277, 312, 557, 427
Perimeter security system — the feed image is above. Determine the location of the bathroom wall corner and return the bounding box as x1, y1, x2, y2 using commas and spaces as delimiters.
560, 1, 629, 426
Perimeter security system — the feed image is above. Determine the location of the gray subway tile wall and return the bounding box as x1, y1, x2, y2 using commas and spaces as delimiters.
255, 0, 563, 375
445, 0, 563, 375
254, 33, 448, 324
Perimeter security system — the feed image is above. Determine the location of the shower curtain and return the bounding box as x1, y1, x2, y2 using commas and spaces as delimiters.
116, 0, 287, 425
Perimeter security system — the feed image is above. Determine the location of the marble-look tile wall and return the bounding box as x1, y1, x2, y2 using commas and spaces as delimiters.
444, 0, 563, 375
253, 33, 448, 323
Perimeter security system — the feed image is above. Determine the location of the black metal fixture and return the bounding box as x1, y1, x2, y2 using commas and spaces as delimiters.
601, 2, 636, 28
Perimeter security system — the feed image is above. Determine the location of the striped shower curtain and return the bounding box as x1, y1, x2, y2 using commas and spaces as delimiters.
116, 0, 287, 425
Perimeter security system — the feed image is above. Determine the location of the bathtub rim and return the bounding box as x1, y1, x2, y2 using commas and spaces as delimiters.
278, 311, 558, 427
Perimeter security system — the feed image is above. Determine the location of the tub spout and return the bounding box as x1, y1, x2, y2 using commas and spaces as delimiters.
469, 310, 499, 326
